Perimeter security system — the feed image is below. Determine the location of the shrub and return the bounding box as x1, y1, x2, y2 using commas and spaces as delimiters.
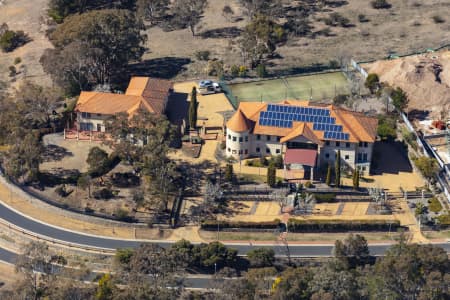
230, 65, 239, 77
93, 188, 114, 200
195, 50, 210, 61
412, 156, 439, 179
256, 64, 267, 78
329, 60, 340, 69
238, 65, 247, 77
428, 197, 442, 213
0, 26, 29, 52
247, 248, 275, 267
314, 193, 336, 203
207, 60, 224, 77
358, 14, 369, 23
333, 94, 348, 105
327, 13, 351, 27
13, 57, 21, 64
8, 65, 16, 77
288, 218, 401, 232
114, 208, 133, 222
436, 213, 450, 226
55, 185, 71, 197
365, 73, 380, 94
371, 0, 391, 9
304, 181, 314, 188
432, 15, 445, 24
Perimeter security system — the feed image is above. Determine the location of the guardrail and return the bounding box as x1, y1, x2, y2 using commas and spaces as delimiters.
0, 217, 116, 255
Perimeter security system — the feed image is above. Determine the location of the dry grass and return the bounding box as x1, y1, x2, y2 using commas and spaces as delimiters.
199, 229, 402, 242
2, 0, 448, 89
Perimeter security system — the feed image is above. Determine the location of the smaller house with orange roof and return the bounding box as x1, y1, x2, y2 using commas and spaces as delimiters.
225, 100, 378, 180
74, 77, 172, 132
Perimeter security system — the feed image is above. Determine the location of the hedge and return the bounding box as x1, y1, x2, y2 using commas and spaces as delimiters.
313, 193, 336, 203
287, 218, 402, 232
201, 219, 403, 233
201, 219, 281, 231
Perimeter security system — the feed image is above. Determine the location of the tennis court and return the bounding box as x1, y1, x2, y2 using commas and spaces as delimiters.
228, 72, 350, 104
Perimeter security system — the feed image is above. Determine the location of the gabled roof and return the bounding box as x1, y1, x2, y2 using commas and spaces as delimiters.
229, 101, 378, 143
75, 77, 172, 117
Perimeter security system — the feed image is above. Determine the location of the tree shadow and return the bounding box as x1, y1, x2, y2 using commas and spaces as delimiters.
200, 27, 242, 39
41, 144, 73, 162
324, 0, 349, 8
37, 169, 81, 188
166, 92, 189, 126
407, 109, 430, 121
128, 57, 191, 79
371, 141, 413, 175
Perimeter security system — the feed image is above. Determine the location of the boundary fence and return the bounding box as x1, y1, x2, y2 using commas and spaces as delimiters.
350, 58, 450, 203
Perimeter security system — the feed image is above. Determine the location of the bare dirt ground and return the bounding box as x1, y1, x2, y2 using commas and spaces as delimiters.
0, 0, 52, 88
1, 0, 449, 89
144, 0, 450, 79
364, 50, 450, 118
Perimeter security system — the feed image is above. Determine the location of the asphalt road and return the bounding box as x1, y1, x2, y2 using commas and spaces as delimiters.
0, 202, 449, 257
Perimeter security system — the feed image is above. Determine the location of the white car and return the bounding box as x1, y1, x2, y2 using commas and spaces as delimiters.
198, 80, 222, 95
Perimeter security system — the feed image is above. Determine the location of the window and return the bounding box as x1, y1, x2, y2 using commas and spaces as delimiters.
362, 166, 366, 171
239, 150, 243, 154
267, 135, 271, 141
232, 150, 237, 154
276, 136, 281, 142
363, 153, 368, 161
325, 153, 330, 159
227, 148, 231, 152
256, 147, 260, 153
266, 148, 270, 154
228, 134, 231, 140
276, 149, 281, 154
81, 112, 91, 119
325, 141, 330, 146
345, 155, 349, 160
336, 141, 340, 147
346, 142, 350, 148
364, 142, 368, 147
357, 153, 362, 162
359, 142, 363, 147
232, 136, 236, 142
245, 136, 249, 142
239, 137, 243, 143
97, 113, 102, 117
256, 134, 261, 140
244, 149, 248, 154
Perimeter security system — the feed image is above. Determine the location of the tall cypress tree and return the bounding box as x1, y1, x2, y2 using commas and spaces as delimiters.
189, 86, 198, 129
267, 163, 276, 187
354, 169, 360, 189
325, 164, 332, 186
335, 150, 341, 187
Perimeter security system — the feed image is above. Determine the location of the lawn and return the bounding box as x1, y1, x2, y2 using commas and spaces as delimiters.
228, 72, 350, 104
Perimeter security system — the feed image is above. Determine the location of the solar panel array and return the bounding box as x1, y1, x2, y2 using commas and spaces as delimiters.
258, 104, 351, 141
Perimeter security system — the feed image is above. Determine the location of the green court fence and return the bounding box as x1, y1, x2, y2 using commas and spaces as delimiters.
219, 80, 239, 109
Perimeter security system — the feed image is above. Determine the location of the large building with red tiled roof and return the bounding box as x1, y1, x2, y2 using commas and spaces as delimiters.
225, 100, 378, 179
75, 77, 172, 132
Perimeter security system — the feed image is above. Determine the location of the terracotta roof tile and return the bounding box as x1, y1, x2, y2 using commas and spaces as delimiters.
228, 101, 378, 143
75, 77, 172, 117
226, 109, 252, 132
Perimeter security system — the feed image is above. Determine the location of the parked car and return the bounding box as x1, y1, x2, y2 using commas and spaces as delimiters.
198, 80, 222, 95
